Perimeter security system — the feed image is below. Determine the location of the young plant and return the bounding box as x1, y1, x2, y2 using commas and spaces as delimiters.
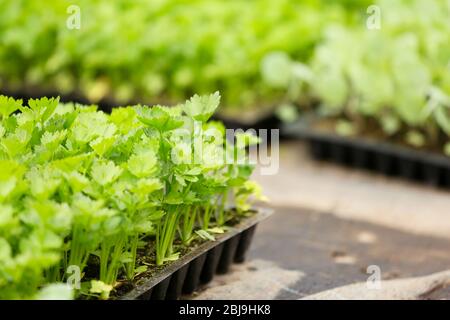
0, 92, 262, 299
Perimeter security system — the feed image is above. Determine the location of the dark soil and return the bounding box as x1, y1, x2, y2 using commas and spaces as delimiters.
106, 209, 255, 299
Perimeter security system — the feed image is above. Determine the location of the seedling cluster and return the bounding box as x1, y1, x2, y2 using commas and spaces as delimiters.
0, 92, 264, 299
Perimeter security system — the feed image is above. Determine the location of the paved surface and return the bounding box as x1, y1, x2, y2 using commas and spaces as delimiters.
253, 141, 450, 240
190, 141, 450, 300
302, 270, 450, 300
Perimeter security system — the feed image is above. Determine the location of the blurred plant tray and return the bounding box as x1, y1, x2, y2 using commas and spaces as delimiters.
213, 109, 280, 131
118, 207, 273, 300
284, 116, 450, 188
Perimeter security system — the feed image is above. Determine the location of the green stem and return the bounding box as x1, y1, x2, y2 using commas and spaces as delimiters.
99, 234, 126, 285
217, 189, 228, 226
180, 206, 197, 245
99, 240, 112, 282
156, 205, 180, 266
45, 263, 61, 283
67, 225, 88, 279
126, 235, 139, 280
105, 236, 125, 284
202, 203, 211, 230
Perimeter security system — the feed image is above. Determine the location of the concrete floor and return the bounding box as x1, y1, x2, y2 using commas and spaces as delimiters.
191, 141, 450, 300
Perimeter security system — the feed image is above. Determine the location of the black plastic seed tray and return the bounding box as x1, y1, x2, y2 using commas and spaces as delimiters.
213, 113, 281, 131
284, 117, 450, 188
119, 208, 273, 300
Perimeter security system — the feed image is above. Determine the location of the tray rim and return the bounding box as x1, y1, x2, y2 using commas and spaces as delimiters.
283, 115, 450, 168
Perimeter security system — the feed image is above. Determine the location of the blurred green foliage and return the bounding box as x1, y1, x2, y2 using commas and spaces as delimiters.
1, 0, 449, 152
0, 0, 368, 108
312, 0, 450, 152
265, 0, 450, 153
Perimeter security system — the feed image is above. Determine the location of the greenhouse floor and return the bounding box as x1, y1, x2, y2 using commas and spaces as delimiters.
187, 141, 450, 300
